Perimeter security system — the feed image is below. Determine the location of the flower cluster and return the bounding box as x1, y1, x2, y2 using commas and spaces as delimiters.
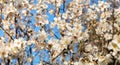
0, 38, 26, 58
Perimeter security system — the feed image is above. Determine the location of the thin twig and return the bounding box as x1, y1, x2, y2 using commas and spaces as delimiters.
115, 59, 118, 65
52, 41, 73, 62
0, 26, 14, 40
52, 49, 65, 61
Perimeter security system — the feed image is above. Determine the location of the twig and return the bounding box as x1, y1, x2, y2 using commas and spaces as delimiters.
52, 41, 73, 62
115, 59, 118, 65
52, 49, 65, 61
0, 26, 14, 40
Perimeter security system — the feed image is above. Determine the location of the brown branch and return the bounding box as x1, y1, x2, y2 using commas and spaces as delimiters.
52, 41, 73, 62
52, 48, 65, 61
0, 26, 14, 40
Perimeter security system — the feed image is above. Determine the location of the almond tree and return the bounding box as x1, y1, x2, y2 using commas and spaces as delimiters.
0, 0, 120, 65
